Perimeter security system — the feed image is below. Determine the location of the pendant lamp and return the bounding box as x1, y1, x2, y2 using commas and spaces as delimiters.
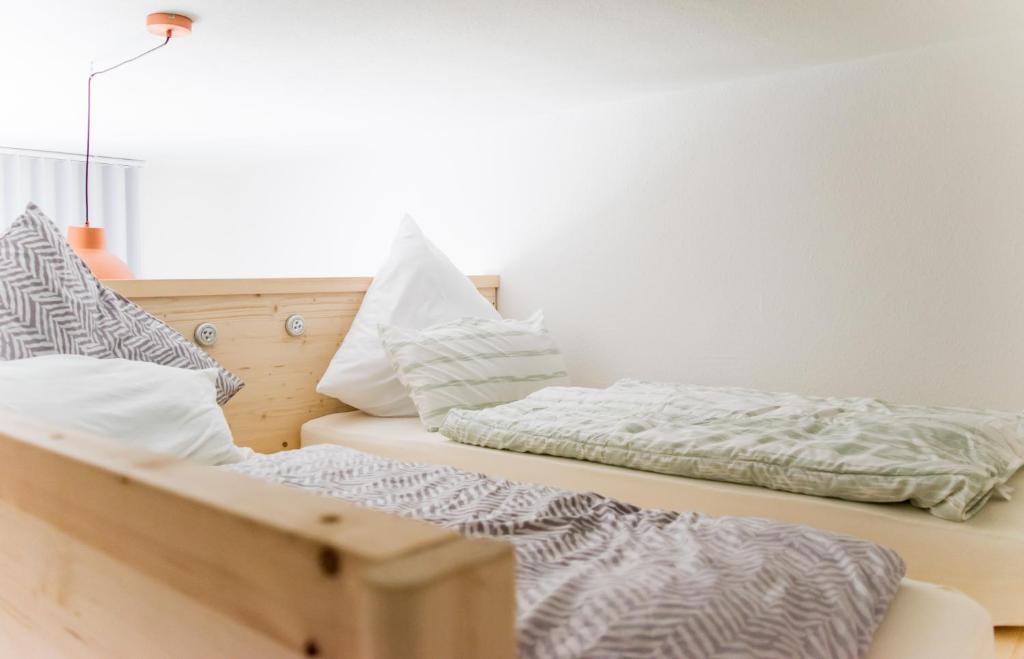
68, 12, 193, 279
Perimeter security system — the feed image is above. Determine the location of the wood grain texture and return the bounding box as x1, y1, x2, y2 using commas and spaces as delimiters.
997, 627, 1024, 659
0, 502, 298, 659
105, 277, 498, 454
0, 410, 517, 658
109, 276, 499, 298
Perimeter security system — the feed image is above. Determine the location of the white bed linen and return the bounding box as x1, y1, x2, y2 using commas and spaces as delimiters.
316, 216, 501, 416
0, 355, 248, 465
302, 411, 1023, 626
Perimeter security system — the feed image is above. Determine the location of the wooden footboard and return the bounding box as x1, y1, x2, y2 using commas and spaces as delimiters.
0, 411, 517, 658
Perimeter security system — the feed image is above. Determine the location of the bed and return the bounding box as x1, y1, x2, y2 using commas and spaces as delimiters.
0, 276, 1001, 657
302, 411, 1024, 626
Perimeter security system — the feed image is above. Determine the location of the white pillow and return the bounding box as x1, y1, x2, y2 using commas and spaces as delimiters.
380, 312, 570, 431
0, 355, 250, 465
317, 216, 500, 416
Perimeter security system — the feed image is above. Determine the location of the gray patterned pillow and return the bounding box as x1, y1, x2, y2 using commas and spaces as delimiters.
0, 204, 243, 405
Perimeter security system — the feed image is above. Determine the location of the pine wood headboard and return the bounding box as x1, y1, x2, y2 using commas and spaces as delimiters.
105, 276, 499, 454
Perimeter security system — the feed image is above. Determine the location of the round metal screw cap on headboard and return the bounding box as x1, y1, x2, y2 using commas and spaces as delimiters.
286, 314, 306, 337
194, 322, 218, 347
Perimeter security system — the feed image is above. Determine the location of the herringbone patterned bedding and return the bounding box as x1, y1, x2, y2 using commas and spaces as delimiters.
228, 444, 904, 659
0, 204, 243, 404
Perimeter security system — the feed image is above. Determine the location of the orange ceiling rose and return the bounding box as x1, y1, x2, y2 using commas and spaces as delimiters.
146, 13, 193, 38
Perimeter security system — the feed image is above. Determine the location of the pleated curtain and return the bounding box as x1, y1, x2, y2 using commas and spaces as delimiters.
0, 151, 141, 271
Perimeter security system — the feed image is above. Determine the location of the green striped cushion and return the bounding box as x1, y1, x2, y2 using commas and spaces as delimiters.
379, 312, 570, 431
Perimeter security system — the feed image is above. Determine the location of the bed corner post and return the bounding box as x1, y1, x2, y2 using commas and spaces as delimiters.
358, 536, 518, 659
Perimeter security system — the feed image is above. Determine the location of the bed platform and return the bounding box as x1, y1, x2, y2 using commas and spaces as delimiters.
0, 407, 994, 659
303, 411, 1024, 626
0, 277, 1004, 657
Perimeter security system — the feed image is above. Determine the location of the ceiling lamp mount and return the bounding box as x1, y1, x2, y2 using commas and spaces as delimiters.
146, 12, 193, 38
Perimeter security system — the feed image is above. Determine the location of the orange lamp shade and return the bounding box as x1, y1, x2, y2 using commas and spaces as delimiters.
67, 226, 134, 280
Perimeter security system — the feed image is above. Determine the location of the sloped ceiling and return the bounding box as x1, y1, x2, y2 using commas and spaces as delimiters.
3, 0, 1023, 157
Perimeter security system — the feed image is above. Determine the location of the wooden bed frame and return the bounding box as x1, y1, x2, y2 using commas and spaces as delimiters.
0, 276, 515, 658
3, 276, 1018, 657
107, 276, 499, 455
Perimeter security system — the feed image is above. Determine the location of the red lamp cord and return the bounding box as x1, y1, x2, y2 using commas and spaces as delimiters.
84, 32, 171, 227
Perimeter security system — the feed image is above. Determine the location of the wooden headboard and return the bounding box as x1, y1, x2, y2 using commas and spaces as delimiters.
105, 276, 499, 454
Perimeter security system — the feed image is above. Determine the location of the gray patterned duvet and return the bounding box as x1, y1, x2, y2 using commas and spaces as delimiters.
228, 444, 904, 659
440, 379, 1024, 521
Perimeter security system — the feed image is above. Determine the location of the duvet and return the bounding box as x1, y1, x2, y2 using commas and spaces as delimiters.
228, 444, 904, 659
441, 379, 1024, 521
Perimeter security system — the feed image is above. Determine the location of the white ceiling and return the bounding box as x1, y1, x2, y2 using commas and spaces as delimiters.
3, 0, 1023, 158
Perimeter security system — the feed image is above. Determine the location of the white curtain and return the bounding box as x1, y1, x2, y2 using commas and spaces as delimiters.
0, 150, 142, 271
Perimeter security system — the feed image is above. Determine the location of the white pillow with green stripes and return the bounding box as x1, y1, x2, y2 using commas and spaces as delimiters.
379, 312, 570, 431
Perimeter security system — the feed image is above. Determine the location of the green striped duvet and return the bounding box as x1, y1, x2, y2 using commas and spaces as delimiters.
439, 379, 1024, 521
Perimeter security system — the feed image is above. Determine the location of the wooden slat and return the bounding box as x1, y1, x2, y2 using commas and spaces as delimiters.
997, 627, 1024, 659
0, 411, 517, 658
107, 276, 500, 298
103, 277, 499, 454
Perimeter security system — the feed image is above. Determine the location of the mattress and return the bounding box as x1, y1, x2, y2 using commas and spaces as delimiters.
302, 411, 1024, 625
866, 579, 993, 659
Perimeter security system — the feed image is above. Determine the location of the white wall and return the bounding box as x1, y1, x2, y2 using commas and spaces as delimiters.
141, 35, 1024, 410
